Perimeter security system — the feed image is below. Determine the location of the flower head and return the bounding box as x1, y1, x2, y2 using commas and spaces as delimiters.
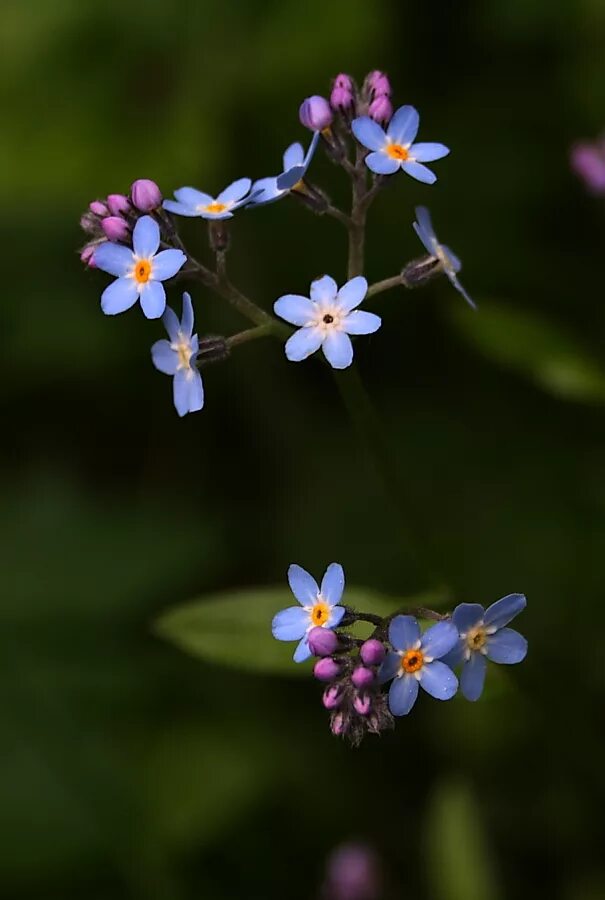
413, 206, 476, 308
150, 292, 204, 417
352, 104, 449, 184
378, 615, 459, 715
94, 216, 186, 319
271, 563, 347, 662
443, 594, 527, 701
163, 178, 253, 220
274, 275, 381, 370
248, 134, 320, 207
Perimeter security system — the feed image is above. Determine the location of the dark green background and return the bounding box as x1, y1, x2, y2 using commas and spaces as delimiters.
2, 0, 605, 897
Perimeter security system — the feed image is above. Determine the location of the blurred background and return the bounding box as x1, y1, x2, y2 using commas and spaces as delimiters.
2, 0, 605, 897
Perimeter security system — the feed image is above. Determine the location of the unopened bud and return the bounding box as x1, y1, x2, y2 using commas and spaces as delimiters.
366, 70, 391, 98
101, 215, 130, 242
80, 211, 100, 234
360, 639, 385, 667
353, 693, 372, 716
314, 657, 341, 682
308, 626, 339, 657
322, 685, 342, 710
106, 193, 131, 216
401, 255, 441, 288
89, 200, 108, 217
299, 95, 333, 132
80, 243, 101, 268
351, 666, 375, 690
368, 95, 392, 124
196, 335, 230, 367
331, 713, 345, 735
330, 74, 355, 112
130, 178, 162, 212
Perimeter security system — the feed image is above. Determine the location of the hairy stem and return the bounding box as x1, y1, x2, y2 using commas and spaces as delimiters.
226, 324, 275, 348
366, 274, 403, 299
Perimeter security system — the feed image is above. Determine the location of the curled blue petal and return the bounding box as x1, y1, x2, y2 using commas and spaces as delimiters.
274, 294, 315, 326
284, 327, 323, 362
388, 674, 419, 715
420, 620, 459, 660
448, 273, 477, 310
389, 615, 420, 652
387, 105, 419, 146
152, 248, 187, 281
172, 368, 203, 417
133, 215, 160, 258
248, 177, 282, 207
442, 245, 462, 273
151, 339, 178, 375
272, 606, 310, 641
187, 369, 204, 414
181, 292, 195, 336
303, 130, 320, 167
288, 564, 319, 606
320, 563, 345, 606
336, 276, 367, 313
484, 593, 526, 630
94, 243, 133, 277
140, 280, 166, 319
460, 652, 487, 701
322, 331, 353, 369
351, 116, 387, 151
101, 277, 138, 315
276, 165, 305, 191
401, 161, 437, 184
452, 603, 485, 633
419, 660, 458, 700
342, 311, 381, 335
174, 187, 213, 208
485, 628, 528, 664
365, 152, 400, 175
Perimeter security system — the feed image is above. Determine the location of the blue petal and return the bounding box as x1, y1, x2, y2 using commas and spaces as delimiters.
172, 368, 203, 417
293, 635, 312, 663
421, 620, 459, 659
181, 292, 194, 336
133, 216, 160, 258
448, 273, 477, 310
388, 615, 420, 652
287, 564, 319, 606
199, 207, 234, 221
351, 116, 387, 151
379, 651, 402, 684
365, 152, 400, 175
277, 165, 305, 191
387, 105, 419, 145
452, 603, 485, 633
413, 221, 437, 256
187, 369, 204, 414
163, 199, 202, 218
401, 161, 437, 184
415, 206, 436, 241
442, 245, 462, 273
162, 306, 180, 341
271, 606, 309, 641
152, 249, 187, 281
284, 327, 323, 362
411, 142, 450, 162
274, 294, 315, 326
151, 339, 178, 375
283, 142, 304, 170
140, 281, 166, 319
101, 277, 138, 315
248, 177, 282, 206
484, 593, 526, 630
174, 187, 213, 208
441, 638, 466, 669
94, 242, 133, 277
388, 674, 419, 715
460, 653, 487, 701
217, 177, 252, 204
322, 332, 353, 369
327, 605, 346, 629
485, 628, 527, 664
336, 276, 368, 313
303, 131, 320, 168
320, 562, 345, 606
419, 660, 458, 700
310, 275, 338, 303
342, 311, 381, 335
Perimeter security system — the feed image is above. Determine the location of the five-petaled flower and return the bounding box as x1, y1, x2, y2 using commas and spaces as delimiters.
413, 206, 476, 309
249, 134, 320, 207
163, 178, 253, 220
352, 105, 449, 184
274, 275, 381, 369
151, 292, 204, 416
442, 594, 528, 701
94, 216, 186, 319
272, 563, 347, 662
379, 615, 459, 715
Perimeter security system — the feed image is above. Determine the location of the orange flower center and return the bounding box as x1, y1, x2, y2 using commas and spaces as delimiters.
400, 648, 424, 674
466, 626, 487, 651
386, 143, 409, 161
204, 202, 228, 214
310, 600, 330, 627
134, 259, 152, 284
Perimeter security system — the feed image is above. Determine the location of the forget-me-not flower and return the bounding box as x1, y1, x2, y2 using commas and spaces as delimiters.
443, 595, 528, 702
352, 105, 449, 184
151, 292, 204, 417
274, 275, 381, 370
163, 178, 253, 220
413, 206, 476, 308
272, 563, 347, 662
94, 216, 186, 319
248, 133, 320, 207
378, 615, 459, 715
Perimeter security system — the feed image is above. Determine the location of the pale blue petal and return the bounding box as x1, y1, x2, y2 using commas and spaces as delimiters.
151, 339, 178, 375
365, 152, 400, 175
460, 653, 487, 701
448, 273, 477, 310
133, 216, 160, 258
283, 142, 304, 170
287, 564, 320, 606
419, 660, 458, 700
152, 249, 186, 281
293, 635, 312, 663
388, 615, 420, 652
320, 562, 345, 606
303, 131, 320, 168
94, 243, 133, 277
401, 161, 437, 184
140, 281, 166, 319
387, 105, 419, 145
217, 177, 252, 204
162, 306, 180, 342
277, 166, 305, 191
181, 292, 194, 336
413, 221, 437, 256
378, 651, 401, 684
101, 278, 138, 315
415, 206, 436, 240
421, 621, 459, 659
163, 199, 202, 217
327, 605, 346, 629
172, 369, 198, 417
485, 628, 527, 664
274, 294, 315, 326
441, 639, 466, 669
284, 327, 323, 362
342, 311, 381, 335
322, 331, 353, 369
190, 334, 199, 356
310, 275, 338, 303
442, 245, 462, 273
484, 594, 527, 630
336, 276, 368, 313
174, 187, 213, 207
388, 674, 419, 715
272, 606, 309, 641
351, 116, 387, 151
411, 142, 450, 162
248, 177, 282, 206
452, 603, 485, 633
199, 208, 234, 220
186, 369, 204, 413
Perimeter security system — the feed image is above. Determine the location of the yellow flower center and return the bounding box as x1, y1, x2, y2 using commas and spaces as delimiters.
134, 259, 152, 284
466, 625, 487, 652
203, 202, 228, 214
386, 143, 409, 161
176, 341, 191, 370
400, 648, 424, 674
310, 600, 330, 627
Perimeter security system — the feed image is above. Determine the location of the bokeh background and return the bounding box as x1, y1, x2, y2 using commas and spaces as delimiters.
2, 0, 605, 897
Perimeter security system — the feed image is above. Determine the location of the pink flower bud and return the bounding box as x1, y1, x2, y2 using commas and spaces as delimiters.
353, 693, 372, 716
80, 211, 99, 234
322, 685, 342, 710
351, 666, 375, 690
101, 215, 130, 242
314, 657, 341, 682
331, 74, 355, 111
299, 95, 333, 131
570, 141, 605, 195
89, 200, 108, 217
106, 193, 131, 216
360, 639, 385, 667
308, 626, 339, 657
80, 244, 99, 268
330, 713, 345, 735
130, 178, 162, 212
368, 95, 393, 124
367, 70, 391, 97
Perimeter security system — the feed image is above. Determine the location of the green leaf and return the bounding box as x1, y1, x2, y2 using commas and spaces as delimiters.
450, 301, 605, 404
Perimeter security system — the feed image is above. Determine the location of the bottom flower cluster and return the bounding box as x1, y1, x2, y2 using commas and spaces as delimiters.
271, 563, 528, 745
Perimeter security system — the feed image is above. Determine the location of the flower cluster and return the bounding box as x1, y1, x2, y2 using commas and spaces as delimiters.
272, 563, 528, 744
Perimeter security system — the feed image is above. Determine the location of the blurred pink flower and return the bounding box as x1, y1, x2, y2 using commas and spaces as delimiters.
570, 139, 605, 195
322, 843, 382, 900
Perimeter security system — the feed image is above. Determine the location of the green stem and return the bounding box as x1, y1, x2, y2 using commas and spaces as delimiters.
227, 323, 275, 348
366, 274, 403, 300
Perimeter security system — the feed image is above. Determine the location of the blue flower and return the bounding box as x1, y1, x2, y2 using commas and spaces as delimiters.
274, 275, 381, 370
272, 563, 347, 662
351, 105, 449, 184
248, 133, 320, 207
443, 595, 528, 702
413, 206, 476, 309
151, 292, 204, 417
94, 216, 186, 319
163, 178, 253, 220
378, 616, 459, 715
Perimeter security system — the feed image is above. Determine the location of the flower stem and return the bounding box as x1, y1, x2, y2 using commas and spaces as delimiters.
366, 274, 403, 300
226, 323, 275, 348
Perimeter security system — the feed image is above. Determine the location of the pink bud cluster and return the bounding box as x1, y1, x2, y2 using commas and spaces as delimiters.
79, 179, 163, 267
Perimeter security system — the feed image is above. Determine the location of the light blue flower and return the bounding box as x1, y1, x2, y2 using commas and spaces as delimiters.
272, 563, 347, 662
248, 133, 320, 207
351, 105, 449, 184
378, 615, 459, 715
94, 216, 186, 319
274, 275, 381, 370
163, 178, 253, 220
413, 206, 476, 308
443, 595, 527, 702
151, 292, 204, 417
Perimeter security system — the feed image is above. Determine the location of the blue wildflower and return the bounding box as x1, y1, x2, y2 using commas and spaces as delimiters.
163, 178, 253, 220
94, 216, 186, 319
248, 133, 320, 207
413, 206, 476, 308
378, 615, 459, 715
274, 275, 381, 370
272, 563, 347, 663
151, 292, 204, 417
351, 105, 449, 184
443, 595, 527, 702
